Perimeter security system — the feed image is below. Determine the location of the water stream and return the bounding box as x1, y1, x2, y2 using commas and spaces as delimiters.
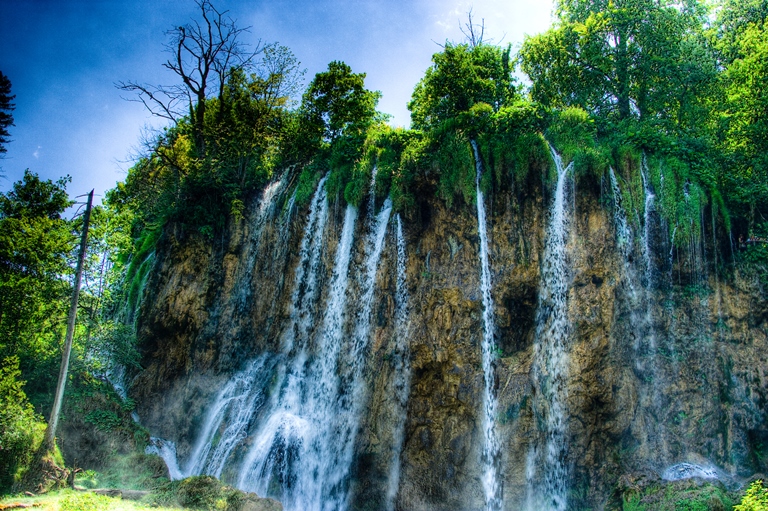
470, 139, 502, 511
641, 155, 656, 289
385, 214, 410, 511
528, 144, 573, 511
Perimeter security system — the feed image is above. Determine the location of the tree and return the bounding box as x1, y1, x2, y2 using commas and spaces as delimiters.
520, 0, 715, 128
118, 0, 262, 156
0, 171, 73, 409
409, 42, 515, 133
0, 70, 15, 158
717, 3, 768, 232
300, 61, 380, 144
0, 356, 44, 492
734, 480, 768, 511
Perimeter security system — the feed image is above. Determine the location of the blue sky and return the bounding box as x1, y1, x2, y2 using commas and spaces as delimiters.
0, 0, 554, 204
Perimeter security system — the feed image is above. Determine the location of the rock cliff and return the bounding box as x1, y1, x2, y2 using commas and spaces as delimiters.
129, 159, 768, 510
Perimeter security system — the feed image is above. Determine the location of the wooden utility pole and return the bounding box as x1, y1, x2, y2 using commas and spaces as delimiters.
44, 189, 94, 450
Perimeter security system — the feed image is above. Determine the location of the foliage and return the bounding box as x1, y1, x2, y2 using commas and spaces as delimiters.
718, 14, 768, 231
117, 0, 267, 157
545, 106, 611, 178
735, 480, 768, 511
0, 170, 74, 411
150, 476, 245, 510
520, 0, 716, 128
485, 99, 548, 189
407, 41, 519, 206
409, 42, 515, 133
618, 480, 735, 511
0, 356, 46, 492
301, 61, 381, 144
93, 453, 170, 491
116, 40, 304, 241
1, 490, 184, 511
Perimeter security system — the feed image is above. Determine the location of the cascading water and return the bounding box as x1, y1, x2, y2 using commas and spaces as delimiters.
470, 139, 502, 511
385, 214, 410, 511
608, 167, 633, 262
150, 178, 329, 483
640, 155, 656, 288
237, 188, 357, 511
237, 193, 392, 511
146, 437, 184, 480
286, 175, 329, 353
336, 195, 393, 493
527, 144, 573, 511
184, 356, 273, 478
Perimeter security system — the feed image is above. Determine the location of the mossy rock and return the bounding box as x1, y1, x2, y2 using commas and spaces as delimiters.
147, 475, 281, 510
613, 473, 736, 511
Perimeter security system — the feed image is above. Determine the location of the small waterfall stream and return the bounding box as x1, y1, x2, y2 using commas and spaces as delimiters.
334, 195, 392, 508
528, 144, 573, 511
608, 167, 632, 262
470, 139, 502, 511
385, 214, 410, 511
234, 175, 391, 511
184, 356, 273, 478
641, 155, 656, 288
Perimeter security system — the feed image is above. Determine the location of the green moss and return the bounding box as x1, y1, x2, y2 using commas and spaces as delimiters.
617, 480, 735, 511
149, 476, 246, 510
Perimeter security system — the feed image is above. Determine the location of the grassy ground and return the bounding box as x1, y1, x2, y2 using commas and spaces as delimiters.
0, 489, 184, 510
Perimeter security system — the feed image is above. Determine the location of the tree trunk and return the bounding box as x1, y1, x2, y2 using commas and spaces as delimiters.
44, 189, 93, 451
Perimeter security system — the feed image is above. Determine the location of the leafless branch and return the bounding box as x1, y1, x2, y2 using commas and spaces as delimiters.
461, 8, 487, 47
118, 0, 263, 155
116, 81, 187, 122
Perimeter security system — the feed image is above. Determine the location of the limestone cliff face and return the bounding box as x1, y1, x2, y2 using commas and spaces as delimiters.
130, 168, 768, 510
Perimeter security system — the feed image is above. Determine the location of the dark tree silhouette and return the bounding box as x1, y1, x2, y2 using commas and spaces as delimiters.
117, 0, 261, 156
0, 70, 15, 157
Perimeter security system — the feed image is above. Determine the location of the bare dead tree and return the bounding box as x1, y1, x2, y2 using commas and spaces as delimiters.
461, 8, 486, 47
117, 0, 262, 156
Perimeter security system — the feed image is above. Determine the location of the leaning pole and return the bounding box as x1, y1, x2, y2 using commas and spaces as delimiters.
44, 189, 94, 451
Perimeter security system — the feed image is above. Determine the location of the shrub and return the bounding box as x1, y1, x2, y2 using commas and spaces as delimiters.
150, 475, 245, 510
0, 356, 46, 493
735, 480, 768, 511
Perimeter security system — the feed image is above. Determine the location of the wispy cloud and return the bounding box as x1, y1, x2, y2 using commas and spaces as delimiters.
33, 146, 41, 159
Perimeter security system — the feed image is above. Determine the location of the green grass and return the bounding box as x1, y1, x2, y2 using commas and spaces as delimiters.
0, 489, 184, 510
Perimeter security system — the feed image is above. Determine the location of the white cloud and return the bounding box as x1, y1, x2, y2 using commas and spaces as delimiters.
33, 146, 41, 159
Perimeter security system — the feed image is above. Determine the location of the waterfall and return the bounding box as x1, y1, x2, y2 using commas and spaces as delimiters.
528, 144, 573, 511
237, 203, 358, 509
184, 356, 273, 478
641, 155, 656, 288
237, 198, 387, 511
154, 178, 327, 485
337, 197, 393, 486
385, 214, 410, 511
470, 139, 502, 511
146, 437, 184, 480
285, 175, 329, 354
608, 167, 632, 261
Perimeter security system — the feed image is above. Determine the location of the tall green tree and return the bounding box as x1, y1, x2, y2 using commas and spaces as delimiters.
716, 0, 768, 232
409, 42, 514, 133
300, 61, 380, 144
520, 0, 715, 130
0, 171, 73, 409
